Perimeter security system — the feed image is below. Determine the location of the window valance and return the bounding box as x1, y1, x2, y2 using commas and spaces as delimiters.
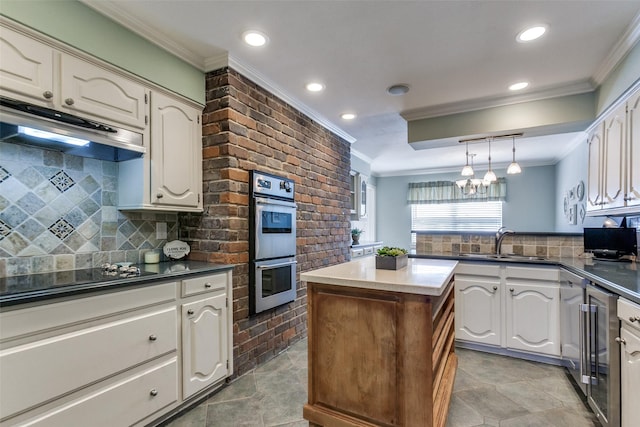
407, 178, 507, 204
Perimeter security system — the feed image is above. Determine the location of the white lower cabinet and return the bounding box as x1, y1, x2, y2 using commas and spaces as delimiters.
182, 293, 229, 399
455, 264, 501, 346
617, 298, 640, 427
455, 262, 560, 357
0, 270, 233, 427
505, 281, 560, 355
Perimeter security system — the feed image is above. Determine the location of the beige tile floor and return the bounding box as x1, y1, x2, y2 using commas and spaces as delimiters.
160, 339, 599, 427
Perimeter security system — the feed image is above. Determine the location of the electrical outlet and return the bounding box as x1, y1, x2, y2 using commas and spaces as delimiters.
156, 222, 167, 240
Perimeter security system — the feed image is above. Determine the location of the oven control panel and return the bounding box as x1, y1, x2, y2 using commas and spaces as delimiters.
252, 171, 294, 201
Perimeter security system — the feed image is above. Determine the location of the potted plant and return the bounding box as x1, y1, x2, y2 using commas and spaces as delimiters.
351, 228, 364, 245
375, 246, 409, 270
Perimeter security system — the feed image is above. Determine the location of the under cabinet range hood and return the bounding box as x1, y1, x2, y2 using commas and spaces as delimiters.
0, 97, 145, 162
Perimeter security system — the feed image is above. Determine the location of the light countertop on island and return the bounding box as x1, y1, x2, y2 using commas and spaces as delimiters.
300, 257, 457, 296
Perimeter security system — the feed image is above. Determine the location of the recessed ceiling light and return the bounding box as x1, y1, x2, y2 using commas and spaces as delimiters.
387, 84, 410, 96
242, 30, 268, 47
306, 82, 324, 92
509, 81, 529, 91
341, 113, 356, 120
517, 25, 547, 42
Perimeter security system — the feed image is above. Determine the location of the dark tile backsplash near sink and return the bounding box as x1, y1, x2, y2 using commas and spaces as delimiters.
416, 232, 585, 258
0, 142, 178, 277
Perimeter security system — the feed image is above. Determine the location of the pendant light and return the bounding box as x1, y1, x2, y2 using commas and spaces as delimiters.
461, 142, 474, 176
507, 135, 522, 174
483, 138, 497, 183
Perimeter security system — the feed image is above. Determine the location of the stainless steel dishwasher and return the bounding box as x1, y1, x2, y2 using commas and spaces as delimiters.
560, 269, 620, 427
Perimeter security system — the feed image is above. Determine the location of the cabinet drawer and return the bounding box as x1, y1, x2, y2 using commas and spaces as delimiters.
0, 307, 177, 419
1, 282, 176, 342
455, 262, 500, 276
17, 358, 178, 427
364, 247, 374, 255
182, 273, 228, 297
351, 248, 364, 257
505, 265, 559, 281
618, 298, 640, 331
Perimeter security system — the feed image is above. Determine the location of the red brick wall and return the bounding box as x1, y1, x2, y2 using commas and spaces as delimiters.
180, 67, 351, 376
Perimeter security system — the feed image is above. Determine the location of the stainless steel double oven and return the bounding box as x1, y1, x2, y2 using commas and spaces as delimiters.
249, 171, 297, 314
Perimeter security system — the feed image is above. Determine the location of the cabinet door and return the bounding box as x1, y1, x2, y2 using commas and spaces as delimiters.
602, 103, 626, 209
620, 325, 640, 427
455, 276, 501, 346
587, 123, 604, 211
150, 92, 202, 209
182, 293, 228, 399
60, 54, 148, 130
0, 27, 55, 106
505, 282, 560, 356
626, 88, 640, 208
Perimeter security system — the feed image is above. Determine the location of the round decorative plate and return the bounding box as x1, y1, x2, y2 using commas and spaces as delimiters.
163, 240, 190, 259
576, 181, 585, 201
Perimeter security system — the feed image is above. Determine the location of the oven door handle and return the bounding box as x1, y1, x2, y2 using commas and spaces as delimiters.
255, 197, 297, 209
257, 260, 297, 269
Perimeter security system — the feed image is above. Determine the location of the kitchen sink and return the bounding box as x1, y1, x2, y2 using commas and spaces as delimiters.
458, 253, 547, 261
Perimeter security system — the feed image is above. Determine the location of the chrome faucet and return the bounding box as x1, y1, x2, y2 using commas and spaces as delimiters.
495, 226, 516, 255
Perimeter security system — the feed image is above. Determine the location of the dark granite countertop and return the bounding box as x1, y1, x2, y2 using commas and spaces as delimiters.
412, 253, 640, 305
0, 261, 234, 307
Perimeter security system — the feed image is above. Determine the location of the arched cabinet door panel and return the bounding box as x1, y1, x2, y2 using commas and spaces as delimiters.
150, 91, 202, 209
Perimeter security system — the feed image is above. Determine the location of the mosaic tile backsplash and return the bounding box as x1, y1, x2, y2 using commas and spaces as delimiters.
416, 233, 585, 258
0, 142, 178, 277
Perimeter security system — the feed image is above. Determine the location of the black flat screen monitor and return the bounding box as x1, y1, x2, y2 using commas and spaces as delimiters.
583, 228, 638, 257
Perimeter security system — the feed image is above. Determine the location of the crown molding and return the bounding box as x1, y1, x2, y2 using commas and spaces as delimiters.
351, 148, 373, 164
401, 80, 595, 121
373, 159, 559, 178
223, 54, 356, 144
79, 0, 205, 70
81, 1, 355, 144
592, 11, 640, 85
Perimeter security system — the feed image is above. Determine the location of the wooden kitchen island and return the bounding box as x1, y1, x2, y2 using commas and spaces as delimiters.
300, 257, 458, 427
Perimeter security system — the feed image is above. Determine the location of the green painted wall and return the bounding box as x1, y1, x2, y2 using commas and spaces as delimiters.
1, 0, 205, 104
596, 41, 640, 115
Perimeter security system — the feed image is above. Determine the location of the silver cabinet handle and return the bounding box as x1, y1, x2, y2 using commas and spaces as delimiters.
205, 283, 212, 288
64, 98, 74, 106
156, 193, 163, 198
187, 309, 194, 315
509, 288, 514, 293
43, 91, 53, 99
150, 389, 158, 397
615, 337, 626, 345
630, 316, 640, 323
489, 285, 498, 294
148, 335, 157, 341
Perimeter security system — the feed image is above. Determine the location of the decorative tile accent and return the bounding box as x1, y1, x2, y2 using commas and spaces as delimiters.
48, 218, 75, 240
49, 170, 75, 192
0, 166, 10, 183
0, 220, 11, 241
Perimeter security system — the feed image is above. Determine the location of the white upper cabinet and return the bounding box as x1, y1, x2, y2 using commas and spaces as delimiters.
587, 85, 640, 215
60, 54, 148, 131
602, 103, 626, 209
587, 123, 604, 210
0, 23, 148, 132
625, 88, 640, 208
0, 26, 55, 106
150, 91, 202, 209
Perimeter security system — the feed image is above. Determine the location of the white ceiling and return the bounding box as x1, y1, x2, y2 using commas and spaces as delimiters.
82, 0, 640, 177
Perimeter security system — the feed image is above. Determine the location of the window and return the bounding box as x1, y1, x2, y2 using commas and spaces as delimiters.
411, 201, 503, 247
